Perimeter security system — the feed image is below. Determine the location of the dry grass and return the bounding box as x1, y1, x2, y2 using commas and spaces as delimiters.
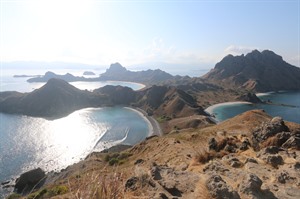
194, 148, 214, 164
69, 169, 125, 199
260, 136, 280, 148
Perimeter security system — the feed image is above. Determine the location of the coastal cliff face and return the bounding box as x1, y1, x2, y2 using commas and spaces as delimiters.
202, 50, 300, 92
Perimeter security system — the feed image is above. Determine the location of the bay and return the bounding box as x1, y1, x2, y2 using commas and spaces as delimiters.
0, 107, 151, 197
208, 91, 300, 123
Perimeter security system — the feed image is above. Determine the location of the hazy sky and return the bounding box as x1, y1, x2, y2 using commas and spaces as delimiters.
0, 0, 299, 68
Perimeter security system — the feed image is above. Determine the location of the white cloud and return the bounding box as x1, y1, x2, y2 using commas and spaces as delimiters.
224, 45, 258, 55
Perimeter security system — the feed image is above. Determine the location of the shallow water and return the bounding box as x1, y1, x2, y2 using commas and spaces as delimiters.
210, 91, 300, 123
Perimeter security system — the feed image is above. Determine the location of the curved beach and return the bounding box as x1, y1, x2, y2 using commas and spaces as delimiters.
126, 107, 163, 136
205, 101, 252, 123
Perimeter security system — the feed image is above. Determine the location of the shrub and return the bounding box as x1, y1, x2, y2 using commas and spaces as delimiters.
109, 158, 119, 166
48, 185, 68, 196
105, 152, 132, 166
7, 193, 21, 199
195, 149, 214, 164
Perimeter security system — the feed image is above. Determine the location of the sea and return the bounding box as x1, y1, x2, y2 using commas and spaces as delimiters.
207, 91, 300, 124
0, 69, 149, 197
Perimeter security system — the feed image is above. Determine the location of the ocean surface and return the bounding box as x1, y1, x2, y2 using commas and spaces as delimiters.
209, 91, 300, 123
0, 70, 148, 197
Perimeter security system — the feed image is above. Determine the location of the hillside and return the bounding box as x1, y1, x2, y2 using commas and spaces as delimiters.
0, 78, 108, 118
202, 50, 300, 92
11, 110, 300, 199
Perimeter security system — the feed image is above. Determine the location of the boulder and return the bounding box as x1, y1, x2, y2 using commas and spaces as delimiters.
206, 175, 240, 199
282, 135, 300, 149
125, 177, 139, 191
266, 155, 284, 168
239, 173, 262, 195
14, 168, 46, 194
208, 137, 218, 151
252, 117, 289, 143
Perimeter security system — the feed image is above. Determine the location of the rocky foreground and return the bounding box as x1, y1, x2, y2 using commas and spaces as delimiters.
6, 109, 300, 199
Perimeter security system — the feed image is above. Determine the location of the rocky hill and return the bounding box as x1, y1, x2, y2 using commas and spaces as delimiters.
10, 110, 299, 198
27, 71, 86, 82
98, 63, 177, 84
0, 78, 108, 118
202, 50, 300, 92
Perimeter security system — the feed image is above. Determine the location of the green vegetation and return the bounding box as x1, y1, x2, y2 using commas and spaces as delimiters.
156, 115, 172, 123
7, 193, 21, 199
104, 152, 132, 166
25, 185, 69, 199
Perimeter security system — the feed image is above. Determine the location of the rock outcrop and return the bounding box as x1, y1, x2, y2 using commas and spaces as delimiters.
14, 168, 46, 194
202, 50, 300, 92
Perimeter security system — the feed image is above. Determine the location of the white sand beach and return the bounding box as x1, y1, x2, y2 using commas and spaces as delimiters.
205, 101, 252, 115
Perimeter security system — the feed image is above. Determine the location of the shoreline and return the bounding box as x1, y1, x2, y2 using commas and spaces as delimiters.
205, 101, 252, 115
205, 101, 252, 123
126, 107, 163, 136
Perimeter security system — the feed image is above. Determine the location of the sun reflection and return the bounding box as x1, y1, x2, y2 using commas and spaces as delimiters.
34, 109, 109, 171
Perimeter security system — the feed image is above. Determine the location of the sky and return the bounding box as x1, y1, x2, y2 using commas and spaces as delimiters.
0, 0, 299, 71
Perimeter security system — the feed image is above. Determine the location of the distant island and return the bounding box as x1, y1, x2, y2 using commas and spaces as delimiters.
27, 63, 190, 85
13, 75, 40, 78
83, 71, 96, 76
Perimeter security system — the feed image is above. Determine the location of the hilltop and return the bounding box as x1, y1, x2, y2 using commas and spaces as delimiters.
10, 110, 300, 198
202, 50, 300, 92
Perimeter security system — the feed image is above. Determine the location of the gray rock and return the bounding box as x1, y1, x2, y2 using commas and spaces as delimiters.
14, 168, 46, 194
252, 117, 289, 143
151, 166, 162, 180
266, 155, 283, 168
245, 158, 258, 164
206, 175, 240, 199
282, 135, 300, 149
203, 161, 229, 174
125, 177, 139, 191
277, 170, 291, 183
239, 173, 262, 195
208, 137, 218, 151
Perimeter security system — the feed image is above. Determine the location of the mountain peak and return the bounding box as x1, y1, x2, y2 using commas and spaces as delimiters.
106, 63, 127, 74
203, 49, 300, 92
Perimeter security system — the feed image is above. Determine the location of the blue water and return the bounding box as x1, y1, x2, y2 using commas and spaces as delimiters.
0, 70, 148, 197
210, 91, 300, 123
0, 107, 150, 197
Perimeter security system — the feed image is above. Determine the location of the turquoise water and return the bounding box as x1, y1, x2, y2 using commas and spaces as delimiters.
210, 91, 300, 123
0, 107, 150, 197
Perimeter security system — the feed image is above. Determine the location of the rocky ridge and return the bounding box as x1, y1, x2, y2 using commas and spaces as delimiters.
202, 50, 300, 92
